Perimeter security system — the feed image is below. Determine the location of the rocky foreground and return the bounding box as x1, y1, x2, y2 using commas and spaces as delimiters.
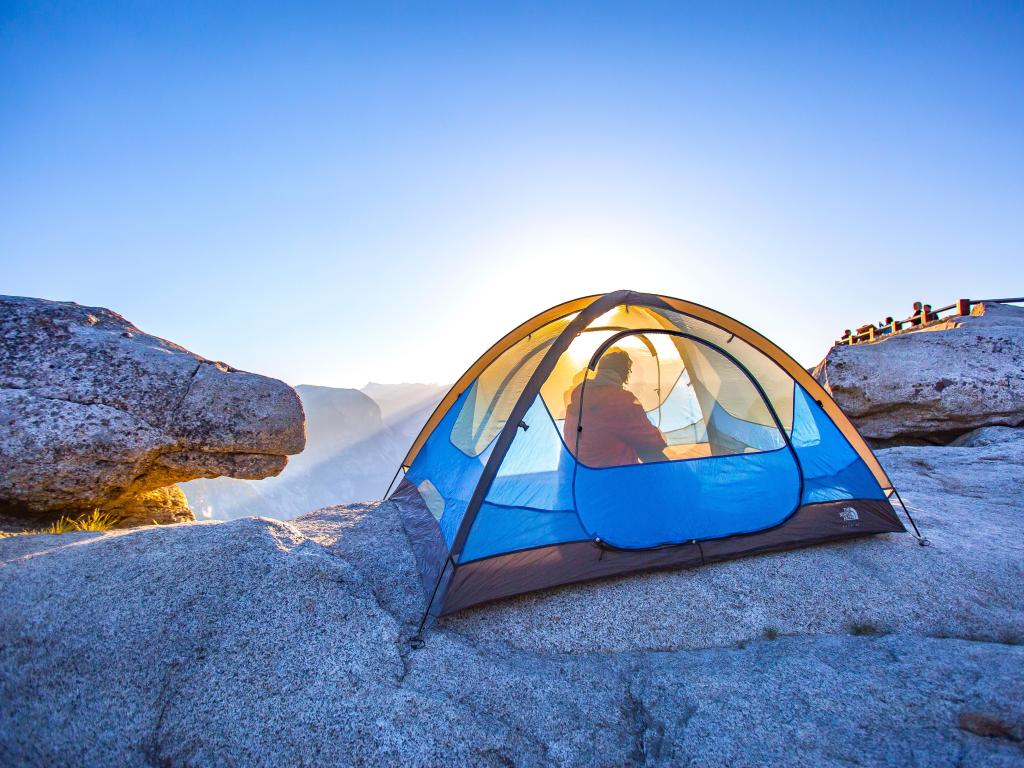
2, 430, 1022, 767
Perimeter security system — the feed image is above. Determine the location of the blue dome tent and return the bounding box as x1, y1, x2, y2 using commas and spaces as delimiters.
388, 290, 916, 620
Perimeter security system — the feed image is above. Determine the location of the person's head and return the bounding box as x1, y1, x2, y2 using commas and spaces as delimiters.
597, 348, 632, 382
923, 304, 932, 312
843, 329, 851, 337
885, 316, 894, 324
913, 301, 923, 311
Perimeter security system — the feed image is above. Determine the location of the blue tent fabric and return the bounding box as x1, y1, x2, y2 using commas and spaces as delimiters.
406, 380, 891, 561
487, 397, 575, 511
443, 392, 806, 557
463, 396, 585, 561
574, 445, 800, 547
791, 385, 886, 504
405, 388, 492, 548
461, 503, 588, 562
706, 403, 786, 453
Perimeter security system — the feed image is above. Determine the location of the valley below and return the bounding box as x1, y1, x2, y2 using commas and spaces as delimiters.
180, 382, 445, 520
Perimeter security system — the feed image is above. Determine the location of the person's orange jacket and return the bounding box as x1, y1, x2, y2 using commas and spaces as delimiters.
563, 382, 667, 467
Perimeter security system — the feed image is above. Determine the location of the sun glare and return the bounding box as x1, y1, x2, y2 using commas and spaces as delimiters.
565, 327, 653, 369
566, 330, 614, 367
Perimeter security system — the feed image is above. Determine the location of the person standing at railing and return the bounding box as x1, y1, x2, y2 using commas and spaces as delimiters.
907, 301, 924, 327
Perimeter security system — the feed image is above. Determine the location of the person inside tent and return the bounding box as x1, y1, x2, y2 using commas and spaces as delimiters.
563, 347, 669, 467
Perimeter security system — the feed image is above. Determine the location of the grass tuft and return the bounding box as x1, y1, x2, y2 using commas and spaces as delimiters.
47, 509, 119, 534
71, 509, 118, 531
47, 516, 78, 534
849, 622, 886, 636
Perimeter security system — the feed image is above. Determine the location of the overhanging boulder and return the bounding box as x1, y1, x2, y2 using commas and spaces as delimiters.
0, 295, 306, 527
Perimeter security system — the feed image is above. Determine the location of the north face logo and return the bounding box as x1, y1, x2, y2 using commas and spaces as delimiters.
839, 506, 860, 522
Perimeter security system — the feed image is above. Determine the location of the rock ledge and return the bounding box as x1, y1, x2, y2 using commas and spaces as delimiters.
0, 295, 306, 527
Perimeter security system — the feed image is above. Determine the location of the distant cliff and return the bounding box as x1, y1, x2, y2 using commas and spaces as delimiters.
181, 382, 445, 520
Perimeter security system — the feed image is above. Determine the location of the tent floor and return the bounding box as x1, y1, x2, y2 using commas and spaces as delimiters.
391, 481, 906, 616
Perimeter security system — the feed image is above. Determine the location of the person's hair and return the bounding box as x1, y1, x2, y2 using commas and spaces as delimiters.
923, 304, 932, 311
913, 301, 923, 310
598, 348, 632, 380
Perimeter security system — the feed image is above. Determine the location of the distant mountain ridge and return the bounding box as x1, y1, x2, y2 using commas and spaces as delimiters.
181, 382, 446, 520
361, 382, 448, 444
362, 382, 447, 421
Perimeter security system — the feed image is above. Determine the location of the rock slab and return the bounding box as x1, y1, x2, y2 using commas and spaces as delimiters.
1, 429, 1022, 766
814, 302, 1024, 443
0, 295, 306, 526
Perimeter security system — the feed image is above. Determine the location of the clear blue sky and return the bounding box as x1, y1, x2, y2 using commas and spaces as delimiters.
2, 2, 1021, 387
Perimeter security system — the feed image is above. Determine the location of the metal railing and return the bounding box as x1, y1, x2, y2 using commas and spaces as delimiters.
835, 297, 1024, 346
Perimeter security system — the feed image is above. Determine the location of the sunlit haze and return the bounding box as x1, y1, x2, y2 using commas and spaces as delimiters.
3, 3, 1021, 388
